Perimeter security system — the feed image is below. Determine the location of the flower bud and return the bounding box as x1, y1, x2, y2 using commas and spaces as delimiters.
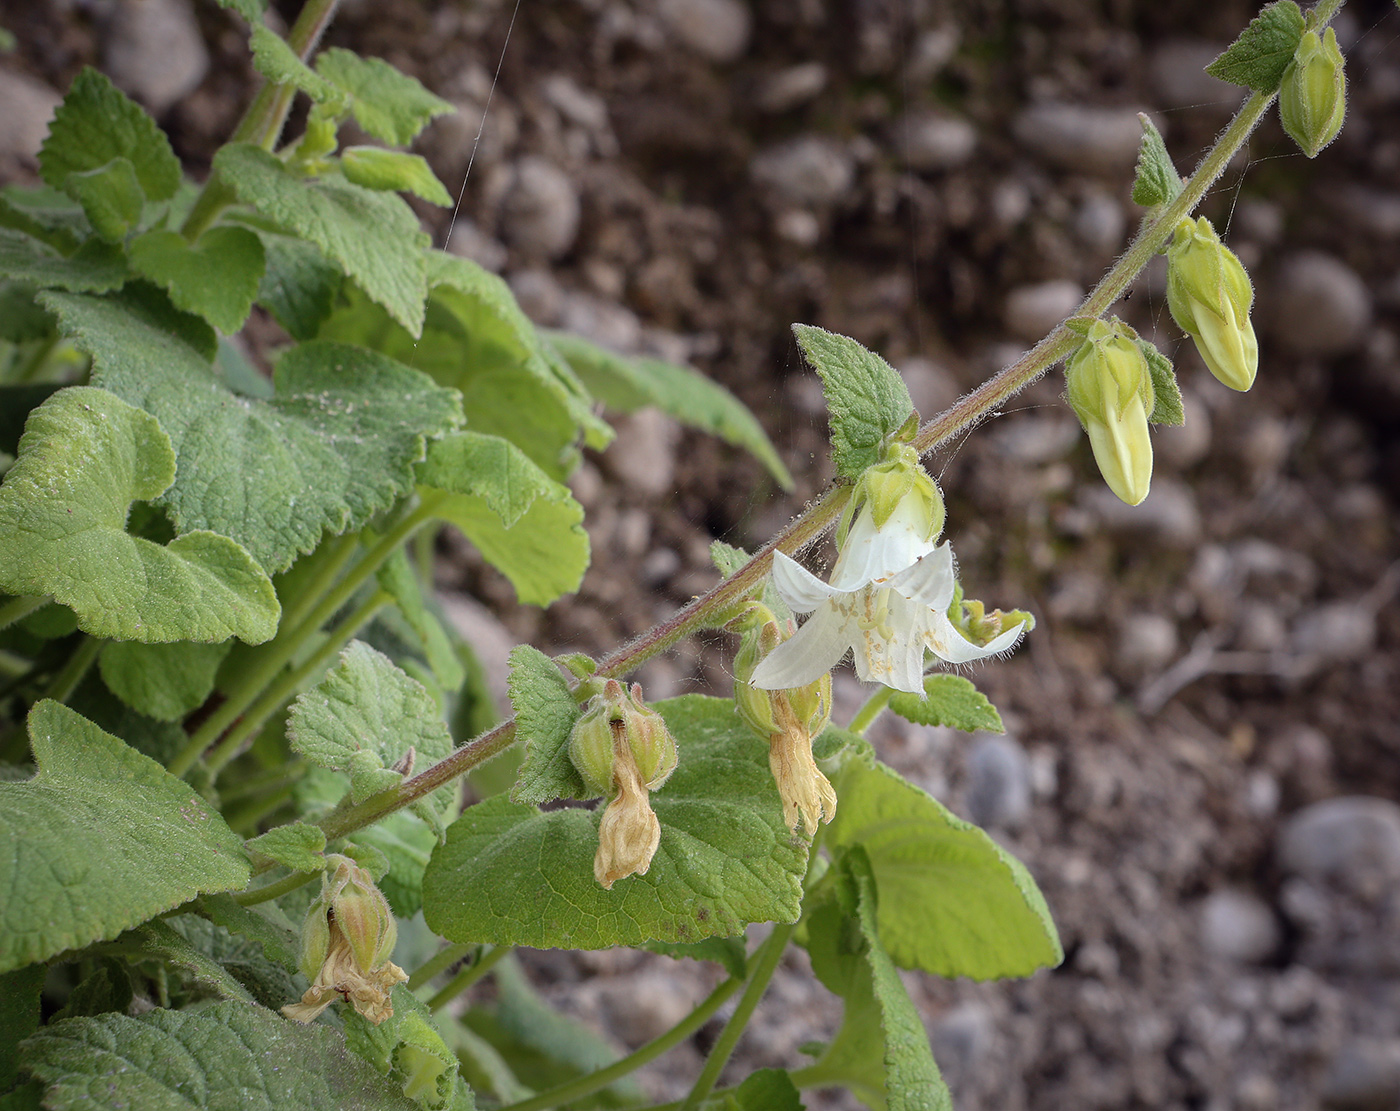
1279, 28, 1346, 159
1065, 318, 1154, 506
842, 443, 945, 551
1166, 217, 1258, 392
284, 856, 407, 1025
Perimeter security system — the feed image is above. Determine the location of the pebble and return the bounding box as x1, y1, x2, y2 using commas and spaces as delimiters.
557, 292, 643, 353
102, 0, 210, 116
1199, 888, 1280, 964
931, 1003, 994, 1087
906, 25, 961, 82
506, 268, 564, 324
774, 208, 821, 247
595, 971, 699, 1044
1234, 199, 1285, 245
541, 74, 610, 132
1002, 280, 1084, 342
0, 69, 61, 164
1277, 796, 1400, 896
498, 156, 581, 260
1013, 103, 1147, 175
1148, 41, 1243, 110
898, 356, 959, 418
1154, 390, 1212, 470
965, 735, 1032, 830
1073, 191, 1126, 255
599, 408, 680, 497
1083, 477, 1202, 547
445, 219, 508, 273
1321, 1039, 1400, 1111
1291, 601, 1378, 665
657, 0, 751, 63
991, 412, 1081, 464
1270, 252, 1372, 357
989, 178, 1032, 230
756, 63, 828, 113
898, 110, 977, 172
1116, 613, 1179, 672
438, 594, 516, 713
750, 137, 856, 207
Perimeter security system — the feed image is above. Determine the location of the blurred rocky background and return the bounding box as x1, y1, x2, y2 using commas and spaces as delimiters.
2, 0, 1399, 1107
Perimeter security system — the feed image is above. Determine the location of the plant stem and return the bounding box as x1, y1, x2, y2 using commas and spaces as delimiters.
43, 635, 101, 705
232, 868, 317, 906
0, 596, 45, 631
425, 944, 508, 1012
679, 922, 796, 1111
846, 686, 893, 736
499, 974, 746, 1111
406, 941, 476, 991
278, 531, 362, 637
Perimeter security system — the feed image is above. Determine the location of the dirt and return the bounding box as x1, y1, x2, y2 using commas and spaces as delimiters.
4, 0, 1400, 1107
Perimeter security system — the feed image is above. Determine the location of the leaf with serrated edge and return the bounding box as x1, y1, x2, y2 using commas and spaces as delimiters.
423, 433, 590, 606
215, 0, 266, 20
0, 229, 127, 293
1131, 114, 1182, 207
215, 142, 429, 335
18, 1001, 421, 1111
41, 289, 461, 573
827, 757, 1062, 979
0, 387, 280, 643
197, 894, 302, 972
127, 226, 266, 334
251, 228, 342, 340
315, 48, 454, 146
62, 159, 143, 243
0, 701, 249, 974
792, 324, 915, 479
341, 147, 453, 206
249, 26, 344, 106
286, 641, 454, 810
344, 985, 460, 1111
422, 695, 808, 949
98, 640, 232, 722
245, 822, 327, 873
548, 332, 794, 489
505, 645, 584, 805
1142, 340, 1185, 425
40, 68, 181, 201
799, 849, 952, 1111
887, 674, 1004, 734
1205, 0, 1306, 93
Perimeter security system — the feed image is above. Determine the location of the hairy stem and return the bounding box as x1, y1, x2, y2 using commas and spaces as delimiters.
406, 941, 476, 991
43, 635, 101, 705
846, 686, 893, 736
232, 868, 316, 907
425, 944, 508, 1012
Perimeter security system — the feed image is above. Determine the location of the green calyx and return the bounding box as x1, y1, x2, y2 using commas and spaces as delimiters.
567, 679, 678, 797
733, 616, 832, 743
839, 443, 945, 548
299, 855, 398, 981
1065, 317, 1154, 506
1279, 27, 1346, 158
1165, 217, 1258, 392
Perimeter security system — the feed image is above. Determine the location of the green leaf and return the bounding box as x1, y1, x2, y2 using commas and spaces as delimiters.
344, 986, 462, 1110
0, 387, 280, 643
1205, 0, 1306, 92
62, 159, 143, 243
69, 673, 188, 767
98, 640, 233, 721
791, 324, 915, 480
197, 893, 302, 973
286, 641, 455, 822
0, 701, 250, 974
245, 821, 328, 872
504, 645, 584, 806
422, 695, 809, 949
711, 1069, 804, 1110
420, 432, 590, 606
40, 68, 181, 202
826, 757, 1062, 979
251, 228, 342, 340
50, 961, 132, 1022
115, 920, 257, 1005
41, 289, 461, 572
215, 0, 267, 20
249, 26, 345, 107
160, 915, 298, 1011
799, 849, 951, 1111
1, 966, 45, 1089
341, 147, 453, 206
0, 229, 127, 293
0, 185, 88, 253
548, 332, 794, 489
377, 550, 466, 692
887, 674, 1004, 734
353, 809, 438, 918
643, 936, 748, 980
315, 48, 454, 146
1141, 339, 1185, 426
1130, 114, 1182, 207
215, 143, 429, 335
127, 226, 266, 334
711, 539, 791, 622
18, 1001, 421, 1111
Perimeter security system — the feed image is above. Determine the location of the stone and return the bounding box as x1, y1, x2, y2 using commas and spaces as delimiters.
1013, 103, 1147, 175
506, 268, 564, 324
1117, 613, 1179, 672
906, 26, 961, 82
931, 1003, 994, 1087
899, 110, 977, 172
898, 357, 958, 420
541, 74, 609, 131
1073, 191, 1126, 255
1199, 888, 1280, 963
102, 0, 210, 116
599, 408, 679, 497
1003, 280, 1084, 342
1321, 1039, 1400, 1111
1292, 601, 1378, 665
965, 735, 1032, 830
1148, 41, 1243, 110
1278, 796, 1400, 896
498, 156, 581, 260
1154, 390, 1212, 470
1083, 477, 1201, 547
557, 292, 643, 352
750, 136, 856, 207
756, 63, 828, 113
0, 69, 61, 164
438, 593, 515, 714
774, 209, 820, 246
1270, 252, 1372, 357
990, 412, 1081, 464
445, 219, 508, 273
657, 0, 751, 63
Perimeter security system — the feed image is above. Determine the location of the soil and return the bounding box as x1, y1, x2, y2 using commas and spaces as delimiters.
4, 0, 1400, 1108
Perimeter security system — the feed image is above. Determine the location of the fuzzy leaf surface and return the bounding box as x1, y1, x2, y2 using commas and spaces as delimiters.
0, 701, 249, 974
215, 143, 429, 335
1143, 340, 1185, 425
341, 147, 452, 206
98, 640, 232, 722
249, 26, 344, 106
127, 226, 266, 334
505, 644, 584, 805
344, 986, 461, 1110
315, 48, 454, 146
887, 674, 1004, 734
548, 332, 794, 489
376, 549, 465, 691
0, 229, 127, 293
422, 695, 808, 949
1205, 0, 1306, 92
62, 159, 143, 243
252, 229, 341, 340
827, 758, 1062, 979
0, 387, 279, 643
245, 822, 328, 873
792, 324, 914, 479
42, 289, 460, 572
1130, 114, 1182, 207
215, 0, 267, 20
18, 1001, 420, 1111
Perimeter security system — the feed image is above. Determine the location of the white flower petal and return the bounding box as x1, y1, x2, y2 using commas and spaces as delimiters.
750, 598, 859, 690
830, 499, 936, 592
925, 611, 1026, 665
886, 542, 957, 610
769, 551, 842, 614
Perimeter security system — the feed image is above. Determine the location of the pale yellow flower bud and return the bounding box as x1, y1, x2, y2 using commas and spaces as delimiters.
1065, 318, 1154, 506
1280, 28, 1346, 159
1166, 217, 1258, 392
